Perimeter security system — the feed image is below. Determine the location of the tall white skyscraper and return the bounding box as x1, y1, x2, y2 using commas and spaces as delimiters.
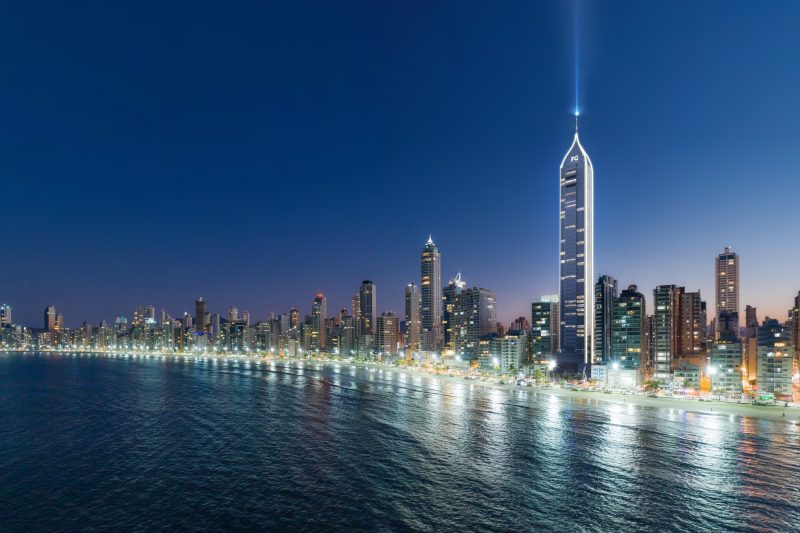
559, 123, 593, 369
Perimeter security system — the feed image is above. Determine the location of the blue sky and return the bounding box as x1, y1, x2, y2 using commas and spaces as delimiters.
1, 0, 798, 327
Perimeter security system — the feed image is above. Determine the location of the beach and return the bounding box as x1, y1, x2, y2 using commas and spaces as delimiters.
11, 349, 800, 423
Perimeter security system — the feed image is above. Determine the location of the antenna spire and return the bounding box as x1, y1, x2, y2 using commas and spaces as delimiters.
575, 113, 579, 133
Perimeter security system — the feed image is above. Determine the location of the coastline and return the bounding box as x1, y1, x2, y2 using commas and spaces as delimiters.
8, 349, 800, 424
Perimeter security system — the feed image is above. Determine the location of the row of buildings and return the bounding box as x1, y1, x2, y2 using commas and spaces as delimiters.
1, 124, 798, 398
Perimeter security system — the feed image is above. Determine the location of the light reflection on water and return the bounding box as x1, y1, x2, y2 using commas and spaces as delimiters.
0, 353, 798, 531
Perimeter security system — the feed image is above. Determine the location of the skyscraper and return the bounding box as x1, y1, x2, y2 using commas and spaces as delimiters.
420, 236, 441, 352
678, 290, 706, 357
757, 319, 794, 398
195, 298, 207, 334
44, 305, 57, 331
531, 295, 559, 359
376, 312, 399, 357
610, 285, 646, 381
359, 280, 377, 336
351, 295, 361, 336
715, 246, 739, 328
791, 292, 800, 354
0, 304, 12, 326
559, 125, 593, 369
442, 271, 465, 352
593, 275, 618, 365
404, 283, 420, 352
653, 285, 679, 382
311, 293, 327, 350
450, 286, 496, 358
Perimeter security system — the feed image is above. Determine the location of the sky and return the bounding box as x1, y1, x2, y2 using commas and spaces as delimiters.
1, 0, 799, 328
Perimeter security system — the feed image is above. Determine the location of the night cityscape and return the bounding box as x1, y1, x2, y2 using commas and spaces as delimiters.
1, 1, 799, 531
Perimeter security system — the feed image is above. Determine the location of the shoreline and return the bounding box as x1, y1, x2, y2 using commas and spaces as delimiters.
7, 349, 800, 424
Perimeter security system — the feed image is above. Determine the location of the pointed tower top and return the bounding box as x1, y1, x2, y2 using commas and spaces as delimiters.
427, 235, 434, 245
575, 111, 579, 133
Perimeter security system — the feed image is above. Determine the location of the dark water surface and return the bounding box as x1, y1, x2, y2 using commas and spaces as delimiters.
1, 352, 798, 532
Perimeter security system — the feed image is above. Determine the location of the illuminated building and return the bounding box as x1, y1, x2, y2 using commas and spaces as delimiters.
559, 124, 593, 370
715, 246, 739, 329
0, 304, 12, 326
678, 290, 706, 357
420, 236, 441, 352
311, 293, 327, 350
756, 319, 794, 398
610, 284, 646, 384
359, 280, 376, 337
593, 275, 617, 364
709, 338, 742, 394
450, 286, 496, 358
376, 312, 399, 357
653, 285, 679, 382
404, 283, 420, 352
44, 305, 57, 331
195, 298, 207, 334
442, 272, 465, 351
791, 291, 800, 354
531, 296, 559, 358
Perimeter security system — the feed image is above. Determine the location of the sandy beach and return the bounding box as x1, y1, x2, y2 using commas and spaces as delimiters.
17, 350, 800, 424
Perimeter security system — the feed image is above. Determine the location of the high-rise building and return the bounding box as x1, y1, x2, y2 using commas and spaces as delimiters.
420, 236, 441, 352
653, 285, 679, 382
791, 291, 800, 354
311, 293, 327, 350
195, 298, 207, 334
709, 334, 742, 394
358, 281, 377, 336
593, 275, 618, 364
0, 304, 12, 326
494, 330, 528, 373
715, 246, 739, 328
610, 285, 646, 379
289, 308, 300, 331
531, 296, 559, 359
678, 290, 706, 357
376, 312, 400, 357
745, 305, 758, 334
442, 272, 465, 352
756, 319, 794, 398
404, 283, 420, 352
228, 307, 239, 322
351, 295, 361, 336
559, 125, 593, 369
450, 286, 496, 358
44, 305, 57, 331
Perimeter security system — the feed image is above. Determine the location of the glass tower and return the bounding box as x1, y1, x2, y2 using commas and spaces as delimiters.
559, 129, 593, 368
420, 236, 441, 352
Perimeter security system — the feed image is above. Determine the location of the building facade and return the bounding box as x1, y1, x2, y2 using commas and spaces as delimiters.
531, 296, 559, 359
756, 319, 794, 399
559, 129, 593, 369
404, 283, 420, 353
715, 246, 739, 329
610, 284, 646, 382
420, 236, 441, 352
358, 280, 377, 337
653, 285, 679, 382
593, 275, 618, 365
376, 312, 399, 357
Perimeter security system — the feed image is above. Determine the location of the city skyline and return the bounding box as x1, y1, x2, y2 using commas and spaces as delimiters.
1, 2, 799, 327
